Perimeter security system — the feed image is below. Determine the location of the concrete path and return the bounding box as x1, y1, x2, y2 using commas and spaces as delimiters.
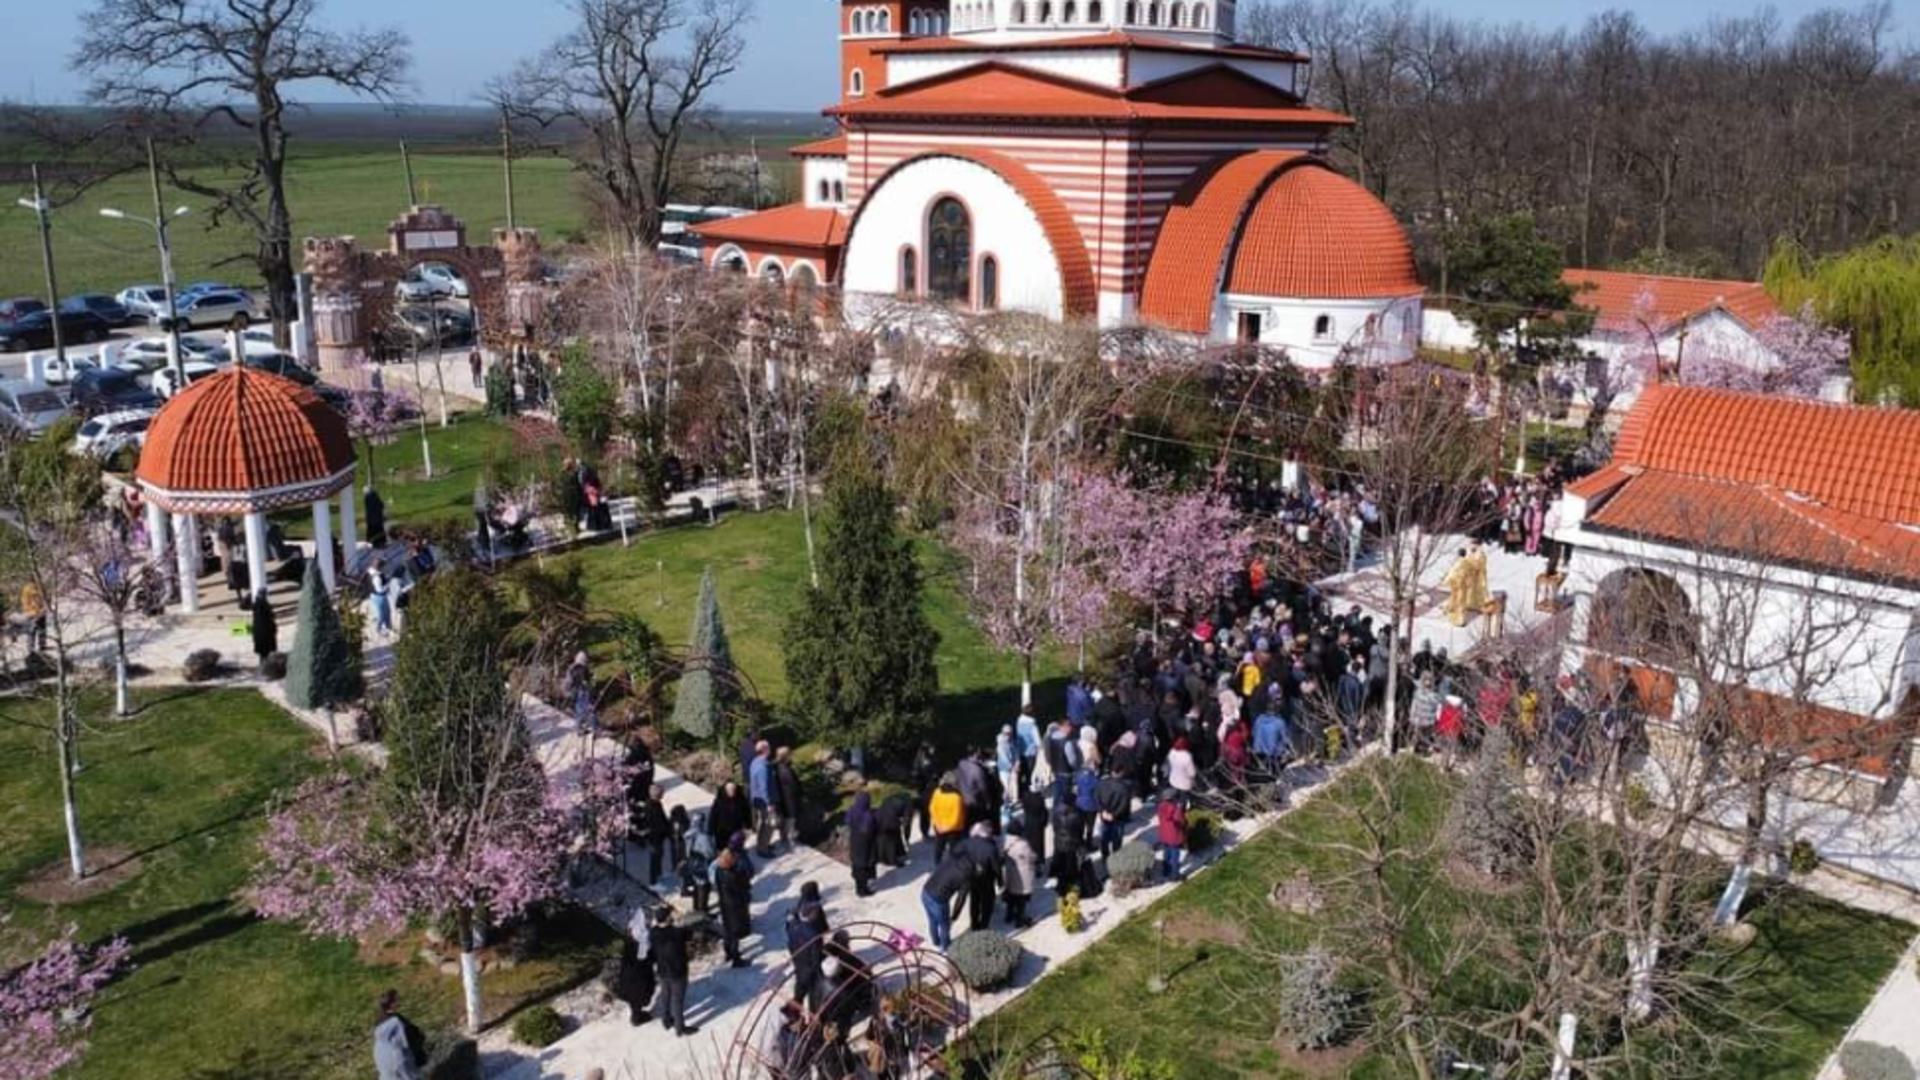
1817, 933, 1920, 1078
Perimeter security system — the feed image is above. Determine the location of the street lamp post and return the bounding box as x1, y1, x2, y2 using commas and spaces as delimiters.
17, 164, 67, 372
100, 203, 192, 386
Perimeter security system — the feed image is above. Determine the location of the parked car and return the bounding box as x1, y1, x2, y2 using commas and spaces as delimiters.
112, 335, 229, 373
176, 281, 244, 302
150, 360, 222, 399
395, 262, 469, 301
177, 290, 253, 329
394, 304, 474, 347
117, 285, 171, 322
0, 381, 71, 438
62, 294, 134, 328
0, 308, 114, 351
70, 366, 162, 416
0, 297, 47, 321
70, 408, 156, 461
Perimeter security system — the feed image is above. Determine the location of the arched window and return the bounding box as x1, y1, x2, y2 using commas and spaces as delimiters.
910, 9, 922, 34
1172, 2, 1185, 26
979, 255, 999, 310
899, 246, 918, 295
1145, 2, 1158, 26
717, 248, 747, 273
817, 178, 831, 202
1313, 314, 1333, 340
1089, 1, 1103, 21
1012, 1, 1026, 23
926, 197, 972, 303
760, 261, 786, 286
832, 180, 845, 202
1193, 1, 1208, 28
850, 69, 865, 96
934, 11, 946, 32
1065, 1, 1078, 22
1039, 1, 1053, 22
1124, 0, 1137, 22
792, 263, 818, 293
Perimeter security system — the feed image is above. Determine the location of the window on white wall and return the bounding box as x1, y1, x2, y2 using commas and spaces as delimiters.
1194, 2, 1209, 28
818, 179, 830, 201
1039, 1, 1053, 22
1313, 314, 1333, 340
1012, 1, 1026, 23
980, 255, 999, 310
1172, 2, 1185, 26
1124, 0, 1136, 22
832, 180, 845, 202
927, 197, 972, 303
1089, 0, 1102, 20
900, 247, 918, 295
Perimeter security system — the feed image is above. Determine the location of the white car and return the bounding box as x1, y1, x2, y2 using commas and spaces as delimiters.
112, 336, 228, 373
395, 263, 469, 302
150, 360, 221, 399
117, 285, 171, 322
177, 289, 254, 329
71, 408, 156, 459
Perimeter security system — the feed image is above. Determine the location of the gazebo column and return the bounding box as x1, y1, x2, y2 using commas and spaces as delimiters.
244, 511, 269, 601
339, 487, 358, 565
143, 498, 167, 564
173, 513, 200, 613
312, 499, 336, 591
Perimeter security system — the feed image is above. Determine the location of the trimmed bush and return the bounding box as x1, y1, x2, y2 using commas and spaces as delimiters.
1624, 780, 1655, 821
1185, 809, 1223, 853
1789, 837, 1821, 876
425, 1035, 480, 1080
182, 649, 222, 682
510, 1005, 568, 1048
1059, 890, 1084, 933
1106, 841, 1157, 895
1275, 946, 1353, 1051
1839, 1041, 1918, 1080
948, 929, 1022, 991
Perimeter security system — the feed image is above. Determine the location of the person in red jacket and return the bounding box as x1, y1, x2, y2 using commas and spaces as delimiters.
1156, 791, 1188, 882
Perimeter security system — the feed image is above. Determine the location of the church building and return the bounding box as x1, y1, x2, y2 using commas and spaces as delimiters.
691, 0, 1424, 368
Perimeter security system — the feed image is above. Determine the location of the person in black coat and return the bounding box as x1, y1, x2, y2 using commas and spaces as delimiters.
708, 781, 752, 852
714, 848, 754, 967
784, 882, 830, 1007
774, 748, 804, 851
845, 791, 879, 897
874, 793, 912, 868
1019, 787, 1049, 867
612, 923, 655, 1026
632, 784, 672, 885
960, 824, 1002, 932
910, 743, 939, 840
250, 590, 277, 664
1049, 799, 1082, 894
364, 487, 387, 547
648, 907, 697, 1037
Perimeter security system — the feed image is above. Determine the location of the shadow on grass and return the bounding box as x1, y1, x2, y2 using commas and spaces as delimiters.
121, 900, 256, 968
933, 676, 1071, 758
95, 805, 265, 875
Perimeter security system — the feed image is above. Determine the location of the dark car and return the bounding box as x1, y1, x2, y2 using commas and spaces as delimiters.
62, 294, 135, 328
0, 297, 47, 321
243, 351, 317, 385
0, 308, 113, 351
69, 367, 161, 416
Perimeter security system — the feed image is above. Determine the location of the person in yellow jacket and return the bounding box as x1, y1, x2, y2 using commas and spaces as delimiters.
19, 582, 47, 653
928, 776, 965, 865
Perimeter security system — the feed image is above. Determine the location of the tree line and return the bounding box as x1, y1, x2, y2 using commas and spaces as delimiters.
1243, 0, 1920, 287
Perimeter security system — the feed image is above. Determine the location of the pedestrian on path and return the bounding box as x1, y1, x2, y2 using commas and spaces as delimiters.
18, 582, 47, 653
647, 907, 697, 1037
847, 790, 879, 897
911, 743, 938, 840
715, 847, 754, 968
250, 590, 278, 667
709, 781, 751, 855
961, 822, 1002, 933
920, 851, 971, 951
372, 989, 426, 1080
632, 784, 671, 885
1156, 790, 1188, 882
1002, 828, 1037, 928
749, 742, 776, 855
468, 348, 483, 389
784, 881, 830, 1007
874, 792, 912, 869
368, 565, 393, 638
928, 776, 965, 866
680, 810, 714, 915
613, 908, 655, 1026
774, 746, 802, 852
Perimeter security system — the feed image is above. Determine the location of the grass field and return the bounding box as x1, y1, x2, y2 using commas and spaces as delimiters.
0, 688, 611, 1080
0, 146, 589, 302
975, 757, 1913, 1080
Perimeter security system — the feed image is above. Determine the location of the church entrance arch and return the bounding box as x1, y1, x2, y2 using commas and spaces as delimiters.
303, 205, 549, 373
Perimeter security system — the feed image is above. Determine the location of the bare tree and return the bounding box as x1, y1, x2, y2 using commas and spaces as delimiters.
496, 0, 752, 247
73, 0, 410, 344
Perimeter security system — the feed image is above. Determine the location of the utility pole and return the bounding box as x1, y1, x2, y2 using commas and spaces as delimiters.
22, 164, 67, 371
401, 140, 418, 206
500, 107, 517, 231
147, 140, 187, 385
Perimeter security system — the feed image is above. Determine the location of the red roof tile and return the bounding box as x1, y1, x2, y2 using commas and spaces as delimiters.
826, 61, 1350, 126
872, 30, 1309, 62
1575, 384, 1920, 582
790, 134, 848, 158
1139, 150, 1307, 333
136, 366, 354, 495
1226, 163, 1421, 301
691, 204, 849, 251
1562, 268, 1780, 334
846, 147, 1097, 318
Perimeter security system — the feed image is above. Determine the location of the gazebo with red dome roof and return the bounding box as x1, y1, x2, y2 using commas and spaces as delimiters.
135, 364, 358, 613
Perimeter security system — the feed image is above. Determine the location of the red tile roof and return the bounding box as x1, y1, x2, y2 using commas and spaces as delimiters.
1226, 163, 1422, 301
1572, 384, 1920, 582
136, 366, 354, 495
846, 147, 1097, 318
790, 134, 848, 158
1562, 268, 1780, 334
691, 204, 849, 251
1138, 152, 1417, 333
871, 30, 1309, 62
826, 61, 1350, 126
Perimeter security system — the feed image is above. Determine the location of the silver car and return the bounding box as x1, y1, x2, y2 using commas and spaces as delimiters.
71, 408, 156, 460
0, 381, 72, 438
117, 285, 171, 322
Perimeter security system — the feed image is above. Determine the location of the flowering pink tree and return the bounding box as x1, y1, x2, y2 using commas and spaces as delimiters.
1064, 469, 1255, 627
336, 350, 425, 481
1684, 303, 1850, 397
0, 921, 130, 1080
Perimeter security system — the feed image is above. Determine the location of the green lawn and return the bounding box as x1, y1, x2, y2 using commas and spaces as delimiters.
975, 758, 1913, 1079
0, 688, 607, 1080
276, 412, 523, 540
563, 508, 1067, 755
0, 148, 584, 300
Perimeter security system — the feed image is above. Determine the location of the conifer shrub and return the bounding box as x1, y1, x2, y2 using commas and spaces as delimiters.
948, 929, 1022, 991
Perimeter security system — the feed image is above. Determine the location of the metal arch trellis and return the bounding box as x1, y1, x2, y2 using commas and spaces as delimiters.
720, 921, 972, 1080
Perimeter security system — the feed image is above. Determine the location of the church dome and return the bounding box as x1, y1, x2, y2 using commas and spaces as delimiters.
1225, 164, 1420, 300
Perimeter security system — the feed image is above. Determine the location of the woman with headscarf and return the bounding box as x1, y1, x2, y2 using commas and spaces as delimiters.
1019, 785, 1049, 869
708, 780, 752, 854
846, 790, 879, 897
874, 792, 912, 868
714, 848, 754, 967
680, 810, 715, 915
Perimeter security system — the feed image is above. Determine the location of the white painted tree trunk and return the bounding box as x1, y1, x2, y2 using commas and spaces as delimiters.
1549, 1012, 1578, 1080
460, 950, 484, 1033
58, 733, 85, 880
115, 654, 130, 718
1626, 938, 1657, 1021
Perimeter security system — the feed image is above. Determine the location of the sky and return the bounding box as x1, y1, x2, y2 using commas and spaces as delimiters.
5, 0, 1916, 113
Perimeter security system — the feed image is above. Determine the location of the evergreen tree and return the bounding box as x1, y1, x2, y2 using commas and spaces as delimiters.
286, 561, 363, 710
669, 568, 734, 741
382, 568, 520, 800
783, 463, 940, 753
1445, 725, 1533, 879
